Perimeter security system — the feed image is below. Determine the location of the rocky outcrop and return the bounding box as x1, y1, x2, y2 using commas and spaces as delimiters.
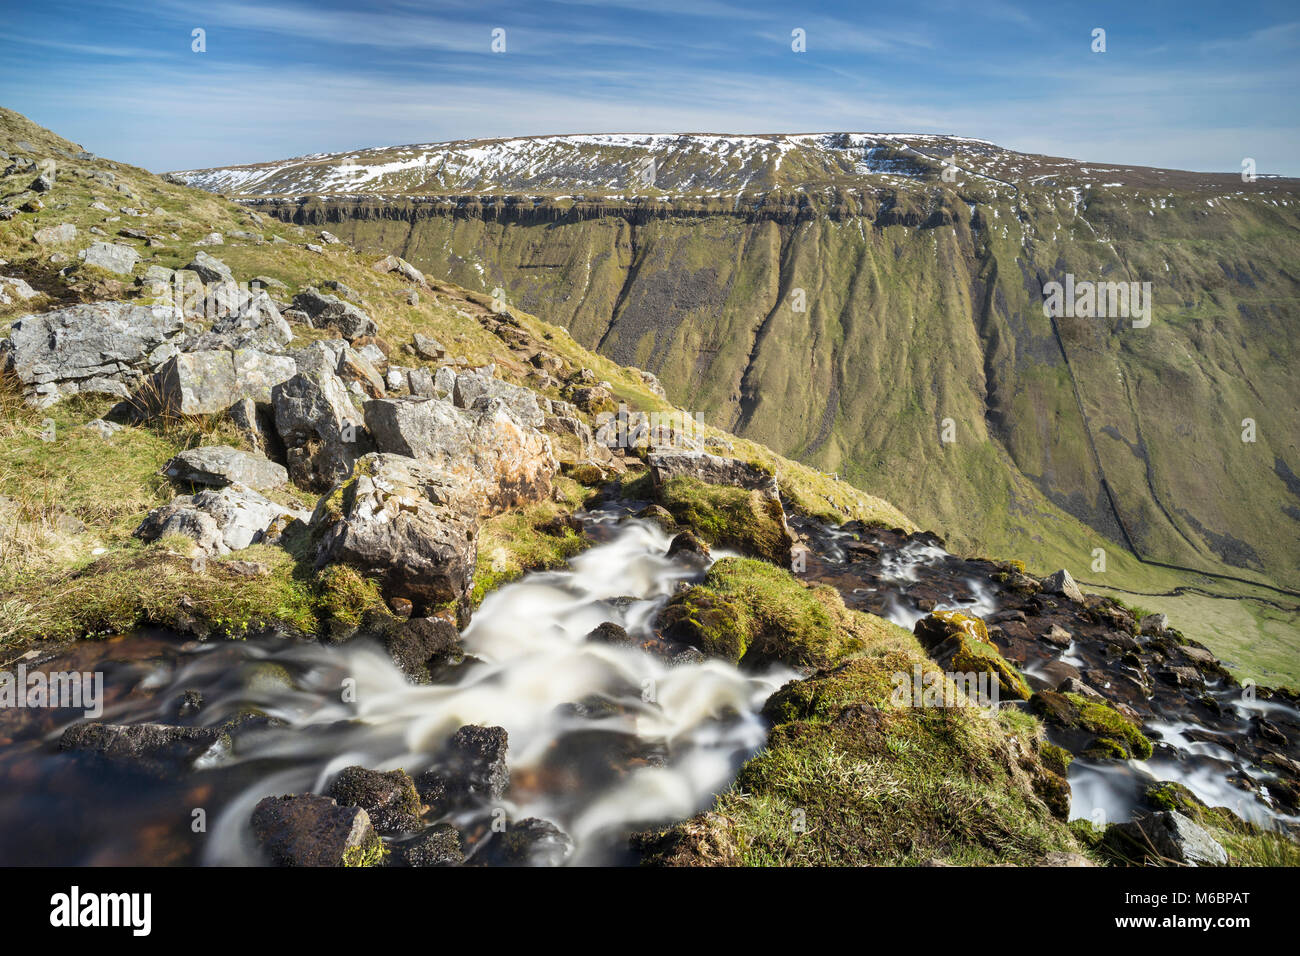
310, 453, 478, 613
371, 254, 427, 286
364, 395, 557, 512
2, 301, 184, 406
127, 349, 298, 418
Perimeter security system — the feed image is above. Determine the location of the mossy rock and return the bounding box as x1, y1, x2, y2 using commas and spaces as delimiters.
914, 609, 990, 650
915, 611, 1030, 701
657, 476, 792, 565
1040, 741, 1073, 777
658, 556, 865, 669
1030, 690, 1153, 760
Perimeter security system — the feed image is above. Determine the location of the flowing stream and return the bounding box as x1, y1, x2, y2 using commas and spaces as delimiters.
0, 507, 794, 865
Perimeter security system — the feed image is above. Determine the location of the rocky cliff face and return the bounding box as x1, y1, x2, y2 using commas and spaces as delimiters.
232, 180, 1300, 601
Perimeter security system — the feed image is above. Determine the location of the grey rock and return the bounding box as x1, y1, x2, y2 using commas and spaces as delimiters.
34, 222, 76, 244
83, 418, 123, 439
1140, 613, 1169, 635
163, 445, 288, 491
310, 452, 478, 611
452, 369, 545, 428
78, 241, 139, 274
407, 367, 435, 398
372, 254, 427, 285
133, 349, 296, 418
647, 450, 780, 500
291, 287, 376, 341
364, 395, 557, 512
411, 333, 444, 360
3, 301, 183, 405
1107, 811, 1228, 866
184, 250, 233, 283
272, 368, 365, 491
1042, 569, 1085, 604
135, 483, 308, 554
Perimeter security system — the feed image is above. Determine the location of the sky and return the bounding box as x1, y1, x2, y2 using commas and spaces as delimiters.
2, 0, 1298, 175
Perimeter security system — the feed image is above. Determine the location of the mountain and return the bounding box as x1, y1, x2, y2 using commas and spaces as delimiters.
176, 132, 1300, 685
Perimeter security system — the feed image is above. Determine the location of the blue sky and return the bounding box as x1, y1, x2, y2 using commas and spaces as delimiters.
3, 0, 1298, 174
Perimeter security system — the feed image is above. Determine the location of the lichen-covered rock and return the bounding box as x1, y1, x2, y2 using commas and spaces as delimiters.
135, 483, 309, 554
2, 301, 183, 406
372, 254, 427, 286
364, 395, 557, 513
184, 250, 233, 283
162, 445, 288, 491
129, 349, 297, 418
310, 453, 478, 613
251, 793, 384, 867
327, 766, 422, 835
451, 368, 546, 428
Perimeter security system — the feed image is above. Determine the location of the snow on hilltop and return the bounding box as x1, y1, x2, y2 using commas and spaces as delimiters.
170, 131, 1284, 199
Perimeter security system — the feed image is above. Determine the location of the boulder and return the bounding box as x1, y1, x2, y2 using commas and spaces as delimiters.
452, 369, 546, 428
385, 617, 464, 683
291, 287, 377, 341
415, 724, 510, 813
364, 396, 557, 513
135, 483, 308, 554
1105, 811, 1228, 866
162, 445, 288, 491
647, 451, 780, 500
327, 767, 422, 835
60, 721, 231, 777
2, 301, 183, 406
34, 222, 76, 244
1042, 569, 1085, 604
251, 793, 383, 867
411, 333, 444, 360
132, 349, 297, 418
184, 250, 233, 283
372, 254, 427, 286
272, 368, 366, 491
79, 241, 139, 275
1140, 613, 1169, 635
310, 453, 478, 612
0, 275, 38, 306
336, 346, 387, 398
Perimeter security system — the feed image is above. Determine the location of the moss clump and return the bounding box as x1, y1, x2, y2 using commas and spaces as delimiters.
341, 836, 388, 868
659, 556, 868, 669
470, 481, 591, 606
914, 611, 1031, 701
315, 564, 392, 640
1040, 741, 1073, 777
1030, 690, 1154, 760
637, 617, 1080, 866
657, 476, 792, 565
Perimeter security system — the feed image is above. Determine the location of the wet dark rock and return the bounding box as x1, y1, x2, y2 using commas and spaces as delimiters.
59, 721, 230, 777
327, 766, 422, 834
174, 690, 204, 719
666, 529, 711, 563
416, 724, 510, 813
403, 823, 463, 867
476, 817, 573, 867
585, 621, 632, 647
385, 616, 464, 683
250, 793, 383, 867
669, 646, 708, 667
